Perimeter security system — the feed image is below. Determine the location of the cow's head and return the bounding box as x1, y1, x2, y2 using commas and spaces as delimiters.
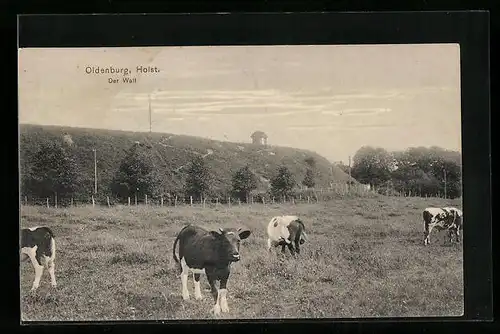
210, 227, 251, 262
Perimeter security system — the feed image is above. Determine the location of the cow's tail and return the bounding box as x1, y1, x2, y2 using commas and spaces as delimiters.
42, 227, 56, 259
297, 219, 308, 242
172, 225, 189, 273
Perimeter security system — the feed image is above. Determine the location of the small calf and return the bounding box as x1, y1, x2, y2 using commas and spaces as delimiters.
267, 215, 308, 256
20, 226, 57, 291
423, 207, 463, 245
172, 224, 251, 316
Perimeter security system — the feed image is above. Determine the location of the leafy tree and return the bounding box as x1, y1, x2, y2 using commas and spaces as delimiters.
111, 144, 164, 199
270, 165, 296, 198
24, 140, 80, 198
183, 155, 213, 200
231, 165, 258, 202
302, 156, 316, 188
390, 146, 461, 198
302, 168, 315, 188
351, 146, 392, 188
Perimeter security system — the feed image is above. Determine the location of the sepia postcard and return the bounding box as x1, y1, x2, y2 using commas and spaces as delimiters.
19, 44, 464, 322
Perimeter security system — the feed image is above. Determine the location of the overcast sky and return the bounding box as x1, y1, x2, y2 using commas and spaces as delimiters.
18, 44, 461, 164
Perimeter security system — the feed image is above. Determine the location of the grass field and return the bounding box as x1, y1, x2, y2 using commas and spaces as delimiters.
20, 196, 463, 321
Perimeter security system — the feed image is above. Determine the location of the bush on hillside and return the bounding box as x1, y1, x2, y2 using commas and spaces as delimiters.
22, 139, 80, 199
183, 155, 213, 201
231, 165, 258, 203
302, 168, 316, 188
270, 165, 296, 198
110, 144, 164, 200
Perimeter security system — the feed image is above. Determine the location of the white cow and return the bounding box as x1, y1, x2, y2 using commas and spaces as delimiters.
267, 215, 308, 255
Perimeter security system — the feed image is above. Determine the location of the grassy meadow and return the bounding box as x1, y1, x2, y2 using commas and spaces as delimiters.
20, 196, 463, 321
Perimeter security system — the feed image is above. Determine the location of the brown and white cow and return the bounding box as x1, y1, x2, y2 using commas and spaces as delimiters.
20, 226, 57, 291
267, 215, 308, 255
423, 207, 463, 245
172, 224, 251, 316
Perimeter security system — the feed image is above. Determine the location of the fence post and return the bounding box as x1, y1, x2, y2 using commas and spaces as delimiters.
24, 196, 28, 206
203, 198, 206, 209
161, 196, 164, 207
55, 193, 58, 209
238, 199, 241, 206
272, 197, 275, 204
292, 197, 295, 205
107, 196, 110, 207
175, 196, 178, 207
299, 194, 302, 201
135, 194, 138, 206
71, 197, 74, 207
190, 196, 193, 207
145, 194, 148, 205
46, 198, 49, 208
128, 197, 131, 206
262, 196, 266, 205
228, 197, 231, 207
283, 195, 285, 204
307, 196, 310, 204
216, 197, 219, 207
92, 195, 95, 207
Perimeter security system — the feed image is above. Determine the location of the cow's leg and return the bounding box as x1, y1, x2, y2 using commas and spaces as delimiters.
219, 271, 230, 313
423, 222, 430, 245
424, 223, 435, 245
44, 255, 57, 288
294, 240, 301, 255
48, 259, 57, 288
48, 238, 57, 287
449, 227, 460, 244
206, 271, 220, 316
28, 252, 44, 292
193, 273, 202, 300
287, 243, 296, 257
447, 229, 454, 244
267, 238, 272, 252
280, 244, 287, 254
180, 258, 190, 300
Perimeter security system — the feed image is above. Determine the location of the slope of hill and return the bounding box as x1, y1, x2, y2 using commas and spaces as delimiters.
19, 124, 355, 199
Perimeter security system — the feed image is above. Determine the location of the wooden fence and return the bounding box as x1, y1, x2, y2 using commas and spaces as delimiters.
21, 184, 380, 209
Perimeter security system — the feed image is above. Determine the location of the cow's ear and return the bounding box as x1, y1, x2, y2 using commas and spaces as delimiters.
238, 229, 251, 240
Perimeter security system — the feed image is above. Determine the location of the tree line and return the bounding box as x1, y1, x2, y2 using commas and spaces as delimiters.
21, 141, 321, 204
337, 145, 462, 199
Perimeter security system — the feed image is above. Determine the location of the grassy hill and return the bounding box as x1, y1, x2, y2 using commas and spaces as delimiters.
19, 124, 355, 200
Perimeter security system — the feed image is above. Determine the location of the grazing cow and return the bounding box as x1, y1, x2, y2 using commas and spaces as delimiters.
20, 226, 57, 291
172, 224, 251, 316
267, 215, 308, 256
423, 207, 463, 245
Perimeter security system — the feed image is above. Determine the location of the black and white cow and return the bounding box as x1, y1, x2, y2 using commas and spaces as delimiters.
423, 207, 463, 245
267, 215, 308, 256
172, 224, 251, 316
20, 226, 57, 291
